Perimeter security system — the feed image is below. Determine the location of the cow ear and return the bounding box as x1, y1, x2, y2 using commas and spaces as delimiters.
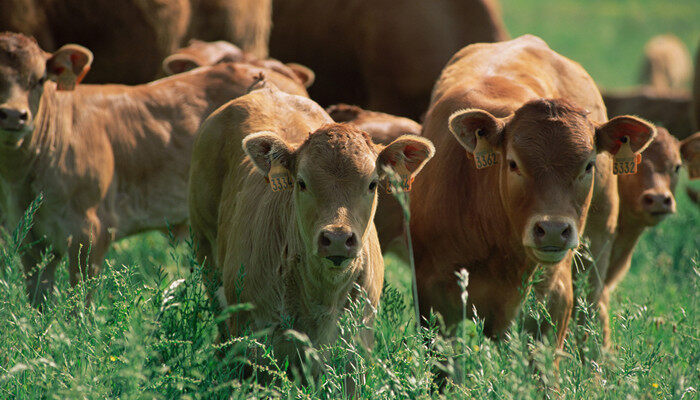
596, 116, 656, 155
285, 63, 315, 88
162, 54, 201, 75
448, 108, 506, 153
242, 131, 295, 175
680, 132, 700, 179
46, 44, 93, 90
326, 104, 362, 123
377, 135, 435, 189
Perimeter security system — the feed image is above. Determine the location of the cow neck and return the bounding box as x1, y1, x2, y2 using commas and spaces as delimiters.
608, 206, 647, 279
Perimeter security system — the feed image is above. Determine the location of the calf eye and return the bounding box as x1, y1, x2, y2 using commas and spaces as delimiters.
585, 161, 595, 173
298, 179, 307, 191
508, 160, 519, 173
369, 180, 378, 191
674, 165, 681, 173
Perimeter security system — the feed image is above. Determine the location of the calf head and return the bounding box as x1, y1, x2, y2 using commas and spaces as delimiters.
243, 123, 434, 268
449, 98, 655, 265
0, 32, 91, 148
618, 127, 681, 225
163, 39, 315, 88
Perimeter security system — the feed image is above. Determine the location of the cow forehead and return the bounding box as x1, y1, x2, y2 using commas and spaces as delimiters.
0, 33, 46, 79
297, 124, 378, 179
643, 128, 681, 167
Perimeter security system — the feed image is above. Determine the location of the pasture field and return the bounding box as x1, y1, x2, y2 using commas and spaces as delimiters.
1, 0, 699, 399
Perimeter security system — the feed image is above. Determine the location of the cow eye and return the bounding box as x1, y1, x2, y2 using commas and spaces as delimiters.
297, 179, 306, 191
674, 164, 681, 173
585, 161, 595, 173
368, 180, 378, 191
508, 160, 519, 173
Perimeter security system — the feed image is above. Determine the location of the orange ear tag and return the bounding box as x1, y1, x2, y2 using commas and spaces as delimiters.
473, 130, 498, 169
613, 136, 640, 175
267, 157, 293, 192
386, 158, 414, 193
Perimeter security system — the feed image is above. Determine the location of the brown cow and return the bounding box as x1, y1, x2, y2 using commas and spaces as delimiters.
639, 34, 692, 92
269, 0, 509, 119
410, 35, 655, 349
188, 82, 434, 378
694, 41, 700, 131
0, 32, 308, 306
681, 132, 700, 179
602, 88, 694, 140
599, 127, 684, 343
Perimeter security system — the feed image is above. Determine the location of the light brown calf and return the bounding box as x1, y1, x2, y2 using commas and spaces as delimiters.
0, 32, 308, 306
639, 34, 692, 92
411, 35, 655, 349
188, 83, 434, 376
600, 127, 686, 343
269, 0, 509, 119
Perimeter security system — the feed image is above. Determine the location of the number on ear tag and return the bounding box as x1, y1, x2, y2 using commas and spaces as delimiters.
268, 158, 293, 191
473, 130, 498, 169
386, 158, 415, 193
613, 136, 640, 175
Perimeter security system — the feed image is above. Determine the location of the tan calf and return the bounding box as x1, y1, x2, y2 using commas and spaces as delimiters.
411, 35, 655, 349
0, 32, 308, 306
188, 83, 434, 375
639, 34, 692, 92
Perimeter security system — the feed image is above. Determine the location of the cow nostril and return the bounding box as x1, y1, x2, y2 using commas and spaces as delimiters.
561, 225, 572, 240
18, 110, 28, 121
319, 234, 331, 247
534, 223, 545, 239
663, 196, 672, 206
642, 195, 654, 206
345, 233, 357, 249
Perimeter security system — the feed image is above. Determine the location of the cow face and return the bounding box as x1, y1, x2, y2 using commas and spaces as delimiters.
0, 32, 91, 148
243, 124, 434, 268
618, 127, 681, 226
449, 98, 655, 265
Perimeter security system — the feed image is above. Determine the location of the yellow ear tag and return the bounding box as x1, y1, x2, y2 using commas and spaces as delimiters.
473, 129, 498, 169
267, 157, 293, 192
386, 158, 414, 193
613, 136, 640, 175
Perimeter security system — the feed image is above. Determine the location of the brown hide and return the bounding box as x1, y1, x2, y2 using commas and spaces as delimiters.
639, 34, 692, 92
600, 127, 683, 343
410, 35, 655, 347
269, 0, 509, 119
188, 83, 433, 376
694, 40, 700, 131
603, 88, 694, 140
0, 32, 308, 306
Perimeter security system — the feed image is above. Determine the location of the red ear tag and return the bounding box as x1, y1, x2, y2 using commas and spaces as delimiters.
473, 130, 498, 169
613, 136, 640, 175
386, 158, 414, 193
268, 157, 293, 192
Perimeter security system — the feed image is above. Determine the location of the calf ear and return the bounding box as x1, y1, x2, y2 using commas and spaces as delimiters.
46, 44, 93, 91
448, 109, 506, 153
285, 63, 315, 88
162, 54, 201, 75
377, 135, 435, 190
242, 131, 295, 175
596, 116, 656, 155
680, 132, 700, 179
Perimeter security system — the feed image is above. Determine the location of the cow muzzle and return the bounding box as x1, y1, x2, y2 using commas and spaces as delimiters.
316, 226, 359, 267
523, 216, 579, 264
0, 106, 32, 147
639, 190, 675, 225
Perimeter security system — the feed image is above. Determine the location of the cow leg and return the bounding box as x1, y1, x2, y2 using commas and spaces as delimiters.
22, 240, 60, 309
67, 213, 111, 304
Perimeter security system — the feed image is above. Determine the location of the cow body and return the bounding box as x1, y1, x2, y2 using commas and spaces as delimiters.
269, 0, 509, 119
0, 32, 308, 305
639, 34, 692, 92
188, 83, 433, 375
410, 35, 655, 347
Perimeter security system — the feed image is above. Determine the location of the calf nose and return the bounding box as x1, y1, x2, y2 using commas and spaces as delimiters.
317, 228, 358, 266
532, 220, 573, 249
641, 192, 675, 214
0, 107, 29, 130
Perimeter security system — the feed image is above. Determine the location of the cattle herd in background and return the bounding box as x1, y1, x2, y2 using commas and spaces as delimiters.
1, 0, 699, 386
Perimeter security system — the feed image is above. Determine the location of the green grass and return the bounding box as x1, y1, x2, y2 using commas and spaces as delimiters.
1, 1, 700, 398
501, 0, 700, 89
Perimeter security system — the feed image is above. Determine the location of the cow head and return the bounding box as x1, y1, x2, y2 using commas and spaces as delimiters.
163, 39, 315, 88
618, 127, 681, 226
449, 98, 655, 265
243, 123, 434, 268
680, 132, 700, 180
0, 32, 91, 148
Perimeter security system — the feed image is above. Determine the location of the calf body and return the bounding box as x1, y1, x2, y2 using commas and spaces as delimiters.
0, 33, 308, 305
410, 35, 655, 347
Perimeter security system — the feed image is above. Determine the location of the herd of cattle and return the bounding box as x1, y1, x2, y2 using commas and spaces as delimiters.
1, 0, 699, 381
